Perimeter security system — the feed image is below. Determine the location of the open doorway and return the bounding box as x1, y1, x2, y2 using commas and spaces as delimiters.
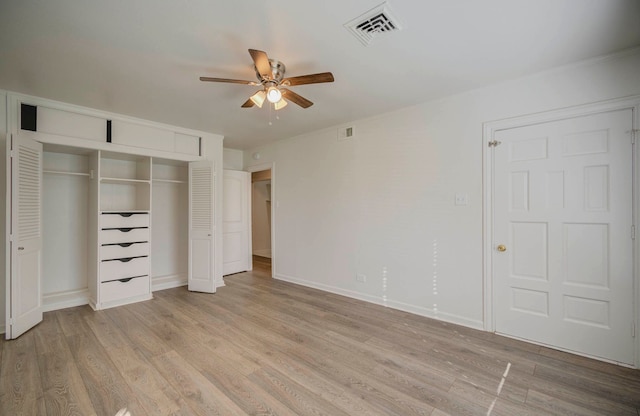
251, 169, 272, 275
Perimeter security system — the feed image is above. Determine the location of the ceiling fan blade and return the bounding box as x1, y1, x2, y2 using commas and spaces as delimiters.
281, 88, 313, 108
200, 77, 256, 85
282, 72, 334, 86
248, 49, 272, 80
241, 98, 255, 108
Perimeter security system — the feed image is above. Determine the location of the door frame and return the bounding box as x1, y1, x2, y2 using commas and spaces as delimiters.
247, 162, 276, 276
483, 95, 640, 367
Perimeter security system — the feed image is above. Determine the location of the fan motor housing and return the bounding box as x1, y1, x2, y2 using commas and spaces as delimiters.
255, 59, 286, 83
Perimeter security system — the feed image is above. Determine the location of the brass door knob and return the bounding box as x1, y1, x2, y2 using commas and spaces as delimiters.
497, 244, 507, 252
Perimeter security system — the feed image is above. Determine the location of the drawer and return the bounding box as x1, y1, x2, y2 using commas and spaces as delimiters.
100, 256, 149, 282
101, 242, 149, 261
101, 228, 149, 245
100, 275, 150, 303
102, 212, 149, 229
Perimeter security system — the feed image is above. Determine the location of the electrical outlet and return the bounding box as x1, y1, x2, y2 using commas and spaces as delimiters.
356, 274, 367, 283
455, 193, 469, 206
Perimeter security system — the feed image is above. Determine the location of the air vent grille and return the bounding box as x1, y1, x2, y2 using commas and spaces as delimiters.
345, 2, 402, 46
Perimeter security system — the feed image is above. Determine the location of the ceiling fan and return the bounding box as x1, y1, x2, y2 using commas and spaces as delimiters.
200, 49, 334, 110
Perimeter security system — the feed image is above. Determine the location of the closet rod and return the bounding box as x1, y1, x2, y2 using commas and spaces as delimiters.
43, 170, 90, 177
153, 179, 186, 184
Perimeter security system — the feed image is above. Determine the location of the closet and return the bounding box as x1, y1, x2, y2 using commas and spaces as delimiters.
6, 93, 223, 339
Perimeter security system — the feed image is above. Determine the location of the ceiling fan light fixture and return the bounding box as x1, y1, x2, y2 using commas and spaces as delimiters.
274, 99, 288, 110
266, 86, 282, 103
249, 90, 266, 108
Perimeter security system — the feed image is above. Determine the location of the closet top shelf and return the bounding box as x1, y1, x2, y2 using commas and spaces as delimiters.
153, 178, 186, 184
101, 210, 150, 214
43, 169, 90, 177
101, 177, 150, 185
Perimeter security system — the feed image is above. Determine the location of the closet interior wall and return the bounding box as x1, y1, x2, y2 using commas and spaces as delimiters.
42, 148, 91, 310
152, 159, 188, 290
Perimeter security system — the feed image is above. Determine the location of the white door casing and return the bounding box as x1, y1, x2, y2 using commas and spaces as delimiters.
222, 170, 251, 275
188, 160, 215, 293
488, 106, 636, 366
7, 134, 43, 339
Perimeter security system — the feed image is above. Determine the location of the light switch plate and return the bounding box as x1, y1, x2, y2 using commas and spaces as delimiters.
455, 193, 469, 206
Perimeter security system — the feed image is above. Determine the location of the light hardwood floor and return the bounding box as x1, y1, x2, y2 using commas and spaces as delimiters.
1, 264, 639, 415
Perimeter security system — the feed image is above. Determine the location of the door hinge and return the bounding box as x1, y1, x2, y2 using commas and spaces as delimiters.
631, 129, 638, 144
632, 225, 636, 240
488, 140, 502, 148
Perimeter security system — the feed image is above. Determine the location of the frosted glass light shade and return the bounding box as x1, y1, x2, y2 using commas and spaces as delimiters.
274, 99, 288, 110
266, 86, 282, 103
250, 90, 266, 108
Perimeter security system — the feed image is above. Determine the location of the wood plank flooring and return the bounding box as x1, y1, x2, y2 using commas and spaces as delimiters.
2, 264, 639, 415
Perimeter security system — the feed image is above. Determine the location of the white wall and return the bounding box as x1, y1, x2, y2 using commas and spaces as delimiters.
244, 49, 640, 329
252, 180, 271, 257
223, 148, 244, 170
42, 153, 90, 299
152, 177, 188, 286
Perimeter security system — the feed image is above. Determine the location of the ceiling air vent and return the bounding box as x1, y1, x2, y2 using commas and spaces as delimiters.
345, 2, 402, 46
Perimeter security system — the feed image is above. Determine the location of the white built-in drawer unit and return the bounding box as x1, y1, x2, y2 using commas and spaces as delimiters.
101, 242, 149, 261
99, 210, 150, 304
101, 212, 149, 229
101, 228, 149, 245
100, 276, 150, 303
100, 257, 149, 282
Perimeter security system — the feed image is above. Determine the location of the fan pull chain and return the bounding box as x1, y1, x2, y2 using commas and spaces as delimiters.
268, 102, 280, 125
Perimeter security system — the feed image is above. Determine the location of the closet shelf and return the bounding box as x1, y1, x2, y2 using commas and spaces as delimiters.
43, 169, 90, 177
101, 177, 150, 185
154, 178, 186, 184
101, 210, 150, 214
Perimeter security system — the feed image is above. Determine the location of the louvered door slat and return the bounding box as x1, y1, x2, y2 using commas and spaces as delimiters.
18, 145, 41, 240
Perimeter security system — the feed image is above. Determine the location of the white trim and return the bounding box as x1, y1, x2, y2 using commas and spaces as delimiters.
274, 272, 484, 330
152, 274, 187, 291
42, 288, 89, 312
7, 91, 216, 139
247, 162, 276, 277
253, 249, 271, 258
483, 95, 640, 368
4, 92, 10, 339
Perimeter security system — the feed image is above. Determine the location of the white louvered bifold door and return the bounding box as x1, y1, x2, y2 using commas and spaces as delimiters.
188, 160, 216, 293
9, 135, 43, 339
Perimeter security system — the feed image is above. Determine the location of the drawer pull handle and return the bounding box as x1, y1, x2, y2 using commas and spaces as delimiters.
118, 257, 134, 263
119, 213, 133, 218
118, 228, 133, 232
118, 243, 133, 248
118, 278, 133, 283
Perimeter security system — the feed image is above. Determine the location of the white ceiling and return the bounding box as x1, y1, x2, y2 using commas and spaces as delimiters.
1, 0, 639, 150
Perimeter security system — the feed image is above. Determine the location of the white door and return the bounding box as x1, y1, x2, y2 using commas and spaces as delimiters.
188, 160, 215, 293
7, 134, 43, 339
493, 109, 635, 365
223, 170, 250, 275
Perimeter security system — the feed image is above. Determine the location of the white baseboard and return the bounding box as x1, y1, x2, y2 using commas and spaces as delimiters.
151, 274, 224, 291
152, 274, 187, 291
253, 249, 271, 258
274, 273, 484, 331
42, 288, 90, 312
